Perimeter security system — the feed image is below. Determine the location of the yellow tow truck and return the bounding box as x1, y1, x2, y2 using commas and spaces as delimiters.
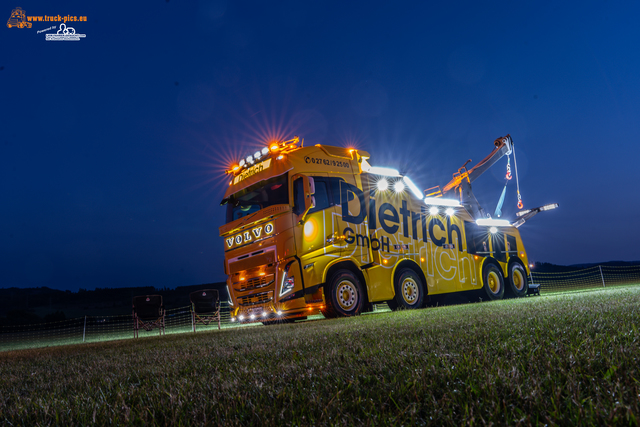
220, 136, 556, 323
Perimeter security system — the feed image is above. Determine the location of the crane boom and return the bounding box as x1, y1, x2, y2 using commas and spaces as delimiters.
440, 135, 513, 220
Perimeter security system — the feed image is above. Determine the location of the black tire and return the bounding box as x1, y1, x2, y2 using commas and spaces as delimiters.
323, 269, 365, 317
390, 268, 425, 310
482, 263, 505, 300
506, 262, 528, 298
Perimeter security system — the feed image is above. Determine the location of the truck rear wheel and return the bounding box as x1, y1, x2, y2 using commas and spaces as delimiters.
323, 269, 365, 318
389, 268, 425, 310
506, 262, 528, 298
482, 263, 505, 300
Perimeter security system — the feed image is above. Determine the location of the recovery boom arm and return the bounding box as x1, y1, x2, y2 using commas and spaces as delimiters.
441, 135, 513, 220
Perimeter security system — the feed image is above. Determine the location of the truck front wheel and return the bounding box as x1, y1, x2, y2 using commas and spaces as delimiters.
323, 269, 365, 318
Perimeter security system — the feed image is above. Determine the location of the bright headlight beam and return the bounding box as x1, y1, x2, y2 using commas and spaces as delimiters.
445, 208, 454, 216
429, 206, 439, 216
402, 176, 424, 200
376, 179, 388, 191
393, 181, 405, 193
423, 197, 461, 207
490, 226, 498, 234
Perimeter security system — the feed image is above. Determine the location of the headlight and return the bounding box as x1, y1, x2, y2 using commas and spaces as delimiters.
226, 285, 233, 306
279, 263, 295, 297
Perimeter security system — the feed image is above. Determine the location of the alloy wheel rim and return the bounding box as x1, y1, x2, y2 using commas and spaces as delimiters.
402, 277, 419, 305
488, 271, 500, 293
336, 280, 357, 311
513, 268, 524, 291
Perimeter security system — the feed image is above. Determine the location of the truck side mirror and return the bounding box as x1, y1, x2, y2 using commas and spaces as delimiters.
292, 174, 316, 222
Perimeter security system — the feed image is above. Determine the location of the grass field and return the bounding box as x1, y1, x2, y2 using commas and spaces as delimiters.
1, 286, 639, 426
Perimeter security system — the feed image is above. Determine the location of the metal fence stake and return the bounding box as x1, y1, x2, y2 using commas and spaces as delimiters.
599, 265, 606, 288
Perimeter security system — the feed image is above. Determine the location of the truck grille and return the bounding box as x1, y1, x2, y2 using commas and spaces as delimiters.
239, 291, 273, 307
234, 275, 275, 292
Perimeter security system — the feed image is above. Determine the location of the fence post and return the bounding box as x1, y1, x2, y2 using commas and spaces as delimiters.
599, 265, 606, 288
83, 316, 87, 343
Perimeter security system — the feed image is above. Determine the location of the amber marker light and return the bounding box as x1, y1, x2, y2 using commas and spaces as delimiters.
270, 143, 279, 152
383, 259, 388, 264
259, 272, 266, 276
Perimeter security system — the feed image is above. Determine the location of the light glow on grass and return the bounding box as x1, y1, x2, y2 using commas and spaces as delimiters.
2, 286, 640, 424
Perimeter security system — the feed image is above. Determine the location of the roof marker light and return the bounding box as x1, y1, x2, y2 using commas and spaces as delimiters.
423, 197, 461, 207
393, 181, 405, 193
270, 144, 279, 152
377, 179, 389, 191
476, 218, 511, 227
402, 176, 424, 200
261, 147, 269, 156
246, 155, 254, 165
254, 151, 261, 160
239, 159, 246, 168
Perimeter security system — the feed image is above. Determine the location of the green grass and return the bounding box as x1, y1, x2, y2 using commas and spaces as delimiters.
1, 287, 639, 426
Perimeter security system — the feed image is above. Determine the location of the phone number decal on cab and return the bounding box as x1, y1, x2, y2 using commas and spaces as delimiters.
304, 156, 351, 169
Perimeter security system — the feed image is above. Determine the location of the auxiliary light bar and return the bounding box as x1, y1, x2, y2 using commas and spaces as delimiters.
225, 137, 300, 174
516, 203, 559, 217
476, 218, 511, 227
402, 176, 424, 200
361, 159, 400, 177
423, 197, 461, 207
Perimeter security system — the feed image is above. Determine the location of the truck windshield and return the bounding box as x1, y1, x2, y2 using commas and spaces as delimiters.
224, 174, 289, 223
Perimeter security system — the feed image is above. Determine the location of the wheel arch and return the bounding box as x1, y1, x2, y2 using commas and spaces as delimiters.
392, 258, 429, 297
323, 259, 369, 303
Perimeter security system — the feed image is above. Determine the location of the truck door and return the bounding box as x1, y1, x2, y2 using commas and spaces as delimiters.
292, 174, 343, 287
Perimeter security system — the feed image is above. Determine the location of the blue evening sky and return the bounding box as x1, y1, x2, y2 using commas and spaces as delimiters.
1, 1, 638, 291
